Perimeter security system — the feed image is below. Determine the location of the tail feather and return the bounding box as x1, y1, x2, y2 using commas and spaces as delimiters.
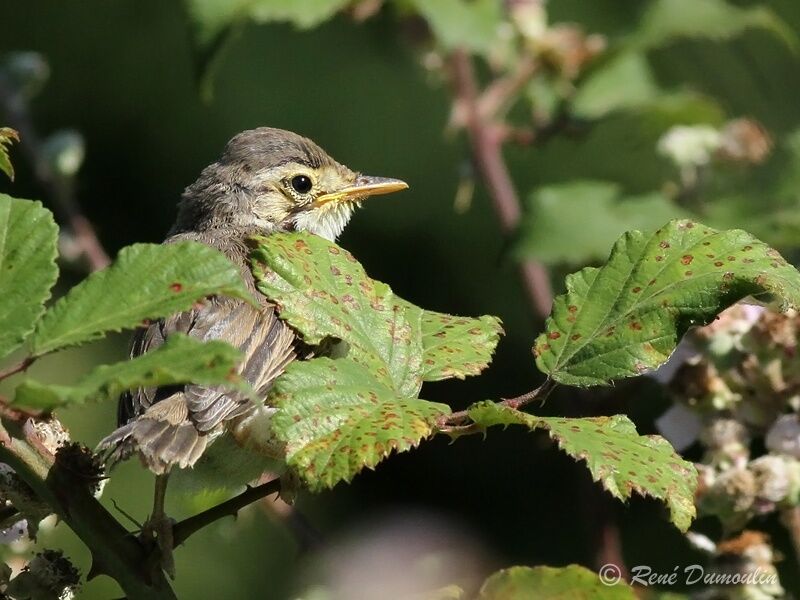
97, 394, 208, 474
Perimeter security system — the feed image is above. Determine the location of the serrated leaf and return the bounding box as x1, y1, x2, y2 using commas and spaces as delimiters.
630, 0, 798, 52
31, 241, 252, 356
516, 182, 686, 266
534, 220, 800, 386
417, 308, 503, 381
407, 0, 502, 55
0, 195, 58, 361
184, 0, 349, 47
252, 232, 497, 489
14, 334, 245, 410
252, 233, 501, 393
479, 565, 635, 600
469, 403, 697, 531
272, 358, 450, 491
0, 128, 19, 181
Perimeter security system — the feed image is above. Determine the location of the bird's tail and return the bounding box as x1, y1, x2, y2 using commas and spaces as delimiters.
97, 393, 208, 474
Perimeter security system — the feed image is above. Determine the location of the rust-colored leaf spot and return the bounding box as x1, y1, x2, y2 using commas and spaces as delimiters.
659, 241, 670, 249
605, 326, 615, 337
727, 256, 736, 262
684, 271, 693, 277
630, 322, 642, 331
328, 246, 341, 255
294, 239, 308, 250
655, 255, 664, 262
743, 245, 753, 251
570, 333, 581, 341
706, 254, 715, 259
632, 286, 642, 293
743, 258, 754, 263
648, 278, 656, 286
568, 305, 578, 313
330, 265, 341, 276
714, 261, 724, 267
548, 331, 561, 340
702, 241, 711, 246
170, 282, 183, 292
680, 255, 693, 265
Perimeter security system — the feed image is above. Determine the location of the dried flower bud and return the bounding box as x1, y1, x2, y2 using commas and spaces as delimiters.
716, 118, 772, 165
765, 414, 800, 458
5, 549, 80, 600
701, 467, 756, 519
749, 455, 792, 506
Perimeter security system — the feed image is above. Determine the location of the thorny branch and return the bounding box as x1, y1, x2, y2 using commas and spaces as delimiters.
0, 72, 110, 271
448, 49, 553, 319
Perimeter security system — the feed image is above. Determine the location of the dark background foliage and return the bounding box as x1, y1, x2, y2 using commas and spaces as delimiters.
3, 1, 800, 597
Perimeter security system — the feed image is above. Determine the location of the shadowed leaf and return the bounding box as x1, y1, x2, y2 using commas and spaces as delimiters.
0, 195, 58, 361
469, 402, 697, 531
0, 128, 19, 181
31, 241, 252, 356
534, 220, 800, 386
14, 334, 245, 410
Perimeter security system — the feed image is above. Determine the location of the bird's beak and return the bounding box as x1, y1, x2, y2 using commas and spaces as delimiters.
311, 175, 408, 208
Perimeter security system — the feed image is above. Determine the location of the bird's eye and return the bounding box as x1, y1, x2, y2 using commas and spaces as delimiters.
290, 175, 313, 194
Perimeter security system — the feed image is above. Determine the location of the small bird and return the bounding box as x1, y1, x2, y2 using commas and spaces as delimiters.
98, 127, 407, 564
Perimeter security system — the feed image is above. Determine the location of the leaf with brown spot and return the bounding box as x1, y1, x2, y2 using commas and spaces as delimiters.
272, 358, 449, 491
468, 402, 697, 531
536, 220, 800, 386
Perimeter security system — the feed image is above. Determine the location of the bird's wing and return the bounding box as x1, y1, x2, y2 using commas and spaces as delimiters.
102, 297, 297, 473
115, 297, 296, 437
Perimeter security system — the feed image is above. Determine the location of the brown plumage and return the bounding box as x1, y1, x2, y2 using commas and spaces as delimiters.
98, 127, 407, 475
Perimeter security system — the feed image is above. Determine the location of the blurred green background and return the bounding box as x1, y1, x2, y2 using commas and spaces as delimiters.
3, 0, 800, 598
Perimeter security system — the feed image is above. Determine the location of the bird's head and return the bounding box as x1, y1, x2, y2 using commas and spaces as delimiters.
172, 127, 407, 241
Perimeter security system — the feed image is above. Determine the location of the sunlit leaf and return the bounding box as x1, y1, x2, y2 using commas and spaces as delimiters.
469, 403, 697, 531
534, 220, 800, 386
0, 195, 58, 361
251, 232, 498, 488
14, 334, 245, 410
31, 241, 252, 356
630, 0, 798, 52
516, 182, 685, 266
479, 565, 636, 600
272, 358, 450, 491
0, 128, 19, 181
251, 233, 501, 394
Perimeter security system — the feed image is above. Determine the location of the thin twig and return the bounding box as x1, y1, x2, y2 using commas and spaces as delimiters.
437, 378, 555, 430
448, 50, 553, 318
0, 74, 110, 271
0, 356, 35, 383
172, 478, 281, 547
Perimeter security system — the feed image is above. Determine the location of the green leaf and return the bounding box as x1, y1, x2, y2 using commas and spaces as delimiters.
413, 305, 503, 381
516, 182, 686, 266
14, 334, 244, 410
469, 403, 697, 531
272, 358, 450, 491
0, 195, 58, 361
184, 0, 349, 47
534, 220, 800, 386
407, 0, 502, 55
251, 233, 501, 394
251, 232, 498, 489
573, 52, 661, 120
630, 0, 798, 52
479, 565, 636, 600
31, 241, 252, 356
0, 128, 19, 181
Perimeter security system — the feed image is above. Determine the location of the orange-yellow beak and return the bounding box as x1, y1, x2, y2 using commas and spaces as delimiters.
311, 175, 408, 208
